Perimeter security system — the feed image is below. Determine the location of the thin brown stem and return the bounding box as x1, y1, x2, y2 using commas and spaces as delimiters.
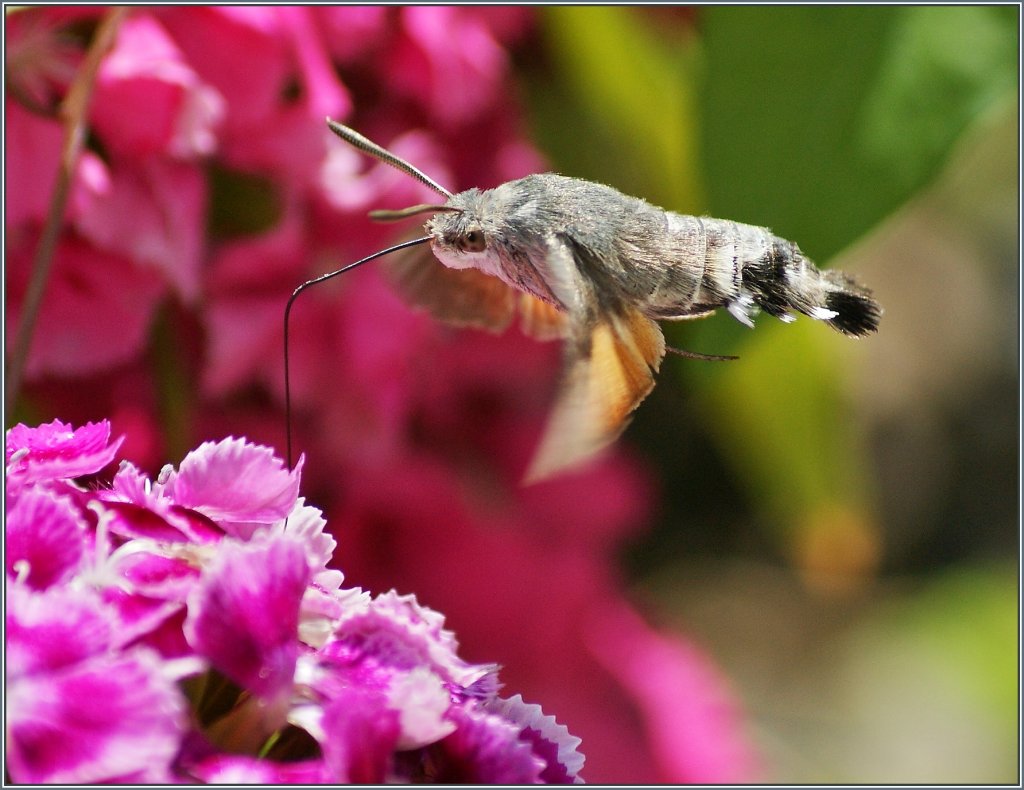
5, 7, 130, 417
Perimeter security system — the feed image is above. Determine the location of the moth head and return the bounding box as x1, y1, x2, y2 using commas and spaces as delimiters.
324, 120, 494, 269
366, 199, 489, 270
424, 189, 489, 250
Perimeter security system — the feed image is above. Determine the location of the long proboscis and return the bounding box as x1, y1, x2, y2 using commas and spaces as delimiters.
284, 236, 432, 470
326, 118, 452, 199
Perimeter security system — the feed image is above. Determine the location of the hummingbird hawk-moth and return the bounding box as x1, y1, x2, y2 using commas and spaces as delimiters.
284, 119, 881, 481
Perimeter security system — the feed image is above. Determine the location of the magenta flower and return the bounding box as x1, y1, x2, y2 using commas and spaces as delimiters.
387, 7, 513, 127
6, 583, 189, 783
162, 436, 303, 533
4, 419, 585, 784
6, 486, 88, 589
6, 417, 123, 486
184, 534, 309, 707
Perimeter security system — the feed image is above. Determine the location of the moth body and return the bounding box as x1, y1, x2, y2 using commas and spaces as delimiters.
425, 173, 880, 340
320, 120, 881, 481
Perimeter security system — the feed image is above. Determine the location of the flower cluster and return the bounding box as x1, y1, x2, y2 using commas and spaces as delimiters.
6, 8, 757, 782
5, 419, 585, 783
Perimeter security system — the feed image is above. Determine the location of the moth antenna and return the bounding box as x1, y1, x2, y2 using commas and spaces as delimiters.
284, 236, 433, 470
326, 118, 453, 199
369, 205, 463, 222
665, 345, 739, 362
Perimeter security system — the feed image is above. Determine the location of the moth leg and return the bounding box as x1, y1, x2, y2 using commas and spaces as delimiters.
665, 346, 738, 362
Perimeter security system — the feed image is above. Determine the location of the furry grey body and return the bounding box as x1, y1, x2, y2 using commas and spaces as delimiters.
318, 119, 880, 479
427, 173, 879, 337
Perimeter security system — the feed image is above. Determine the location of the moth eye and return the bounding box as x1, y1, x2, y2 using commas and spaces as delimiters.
460, 230, 487, 253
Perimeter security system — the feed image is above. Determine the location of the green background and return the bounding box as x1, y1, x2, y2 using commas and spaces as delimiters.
521, 6, 1018, 782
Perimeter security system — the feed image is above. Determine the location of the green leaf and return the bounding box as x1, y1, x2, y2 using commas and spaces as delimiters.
687, 5, 1016, 552
691, 321, 875, 534
856, 7, 1018, 202
700, 5, 1017, 260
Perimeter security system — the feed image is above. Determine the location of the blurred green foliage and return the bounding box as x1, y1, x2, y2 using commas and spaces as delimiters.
535, 6, 702, 210
836, 563, 1019, 782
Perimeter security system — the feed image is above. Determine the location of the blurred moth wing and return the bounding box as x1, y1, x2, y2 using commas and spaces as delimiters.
384, 242, 568, 341
385, 241, 516, 332
526, 306, 666, 482
516, 291, 567, 342
382, 223, 649, 481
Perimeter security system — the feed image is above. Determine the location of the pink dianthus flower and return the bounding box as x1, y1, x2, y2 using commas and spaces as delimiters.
4, 419, 585, 784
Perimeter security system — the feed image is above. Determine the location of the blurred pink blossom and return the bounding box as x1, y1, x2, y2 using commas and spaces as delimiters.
388, 7, 510, 127
7, 583, 189, 783
90, 14, 223, 159
5, 97, 70, 226
6, 8, 759, 783
72, 157, 206, 301
158, 6, 349, 184
5, 231, 167, 378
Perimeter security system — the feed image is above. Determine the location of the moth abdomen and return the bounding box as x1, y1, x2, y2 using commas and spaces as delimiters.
685, 220, 880, 337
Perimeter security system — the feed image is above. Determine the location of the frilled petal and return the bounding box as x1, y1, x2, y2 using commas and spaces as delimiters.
462, 665, 505, 701
268, 497, 337, 582
419, 703, 545, 784
102, 588, 192, 658
184, 534, 309, 700
388, 666, 457, 750
324, 590, 493, 690
114, 551, 202, 601
6, 583, 112, 679
108, 457, 157, 502
5, 487, 88, 589
298, 582, 370, 649
162, 436, 303, 531
319, 686, 400, 783
101, 460, 224, 544
102, 500, 200, 543
486, 694, 585, 783
96, 542, 200, 658
6, 650, 188, 784
5, 419, 123, 485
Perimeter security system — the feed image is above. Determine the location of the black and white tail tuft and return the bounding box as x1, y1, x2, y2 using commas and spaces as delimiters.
735, 238, 881, 337
820, 270, 882, 337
